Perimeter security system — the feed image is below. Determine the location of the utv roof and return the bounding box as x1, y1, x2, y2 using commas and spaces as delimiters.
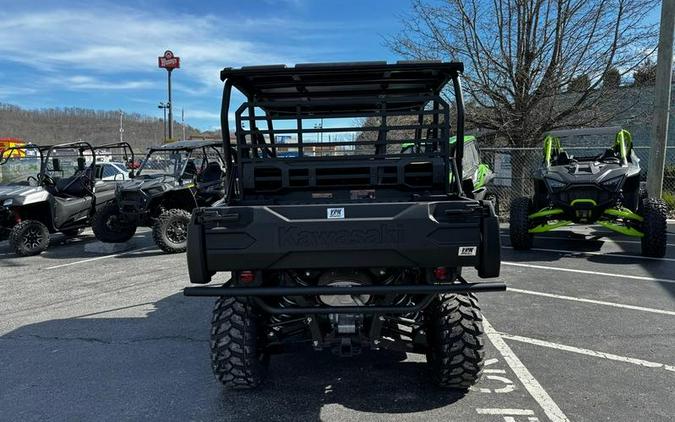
149, 140, 222, 151
220, 60, 464, 115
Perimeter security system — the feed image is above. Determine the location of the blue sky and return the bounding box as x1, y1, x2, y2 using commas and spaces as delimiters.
0, 0, 413, 131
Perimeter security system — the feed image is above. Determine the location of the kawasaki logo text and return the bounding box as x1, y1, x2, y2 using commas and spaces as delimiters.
279, 224, 404, 248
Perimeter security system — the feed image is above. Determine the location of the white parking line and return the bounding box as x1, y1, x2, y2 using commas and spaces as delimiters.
483, 318, 570, 422
476, 408, 535, 415
502, 245, 675, 262
508, 288, 675, 316
498, 332, 675, 373
503, 261, 675, 285
500, 234, 675, 247
45, 245, 156, 270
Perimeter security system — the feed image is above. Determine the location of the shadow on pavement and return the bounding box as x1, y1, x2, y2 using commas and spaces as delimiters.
1, 292, 461, 421
224, 350, 464, 421
500, 225, 675, 298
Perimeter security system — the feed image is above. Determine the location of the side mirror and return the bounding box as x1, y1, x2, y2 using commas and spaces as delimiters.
52, 158, 61, 172
77, 157, 86, 171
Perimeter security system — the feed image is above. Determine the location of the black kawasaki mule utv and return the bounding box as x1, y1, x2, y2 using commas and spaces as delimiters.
184, 61, 505, 390
0, 142, 122, 255
92, 140, 226, 253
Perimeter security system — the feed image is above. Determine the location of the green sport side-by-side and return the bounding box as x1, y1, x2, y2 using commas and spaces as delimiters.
509, 129, 668, 257
402, 135, 497, 208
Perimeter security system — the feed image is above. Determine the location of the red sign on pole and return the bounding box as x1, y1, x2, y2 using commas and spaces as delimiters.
158, 50, 180, 69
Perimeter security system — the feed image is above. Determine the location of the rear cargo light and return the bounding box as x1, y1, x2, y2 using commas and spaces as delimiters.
433, 267, 448, 281
239, 271, 255, 283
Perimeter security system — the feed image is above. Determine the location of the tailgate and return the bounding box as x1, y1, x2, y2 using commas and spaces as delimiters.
188, 200, 498, 280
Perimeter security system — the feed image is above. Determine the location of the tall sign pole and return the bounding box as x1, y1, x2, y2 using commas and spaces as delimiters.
158, 50, 180, 142
647, 0, 675, 197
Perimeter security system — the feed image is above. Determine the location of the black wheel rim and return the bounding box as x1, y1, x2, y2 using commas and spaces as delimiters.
106, 215, 121, 231
23, 227, 44, 250
166, 219, 187, 244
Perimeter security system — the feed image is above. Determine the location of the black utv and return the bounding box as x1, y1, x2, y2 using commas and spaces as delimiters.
509, 131, 668, 257
0, 142, 124, 256
92, 140, 226, 253
184, 61, 504, 390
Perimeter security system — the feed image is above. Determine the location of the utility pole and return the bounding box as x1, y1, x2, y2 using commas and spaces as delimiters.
119, 110, 124, 143
647, 0, 675, 197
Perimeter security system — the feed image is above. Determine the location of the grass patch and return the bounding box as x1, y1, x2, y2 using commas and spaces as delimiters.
663, 191, 675, 217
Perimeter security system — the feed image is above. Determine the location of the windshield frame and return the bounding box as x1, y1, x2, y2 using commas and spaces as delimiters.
136, 148, 193, 179
0, 144, 44, 186
136, 145, 226, 180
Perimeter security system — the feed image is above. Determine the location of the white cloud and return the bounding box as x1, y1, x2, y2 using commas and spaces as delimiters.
0, 86, 37, 98
0, 2, 353, 129
57, 75, 156, 90
186, 110, 221, 120
0, 5, 306, 91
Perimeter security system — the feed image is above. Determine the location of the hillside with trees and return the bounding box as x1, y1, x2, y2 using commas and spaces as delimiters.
0, 103, 210, 151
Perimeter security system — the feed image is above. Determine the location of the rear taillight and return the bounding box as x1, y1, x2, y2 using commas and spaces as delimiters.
433, 267, 448, 281
239, 271, 255, 284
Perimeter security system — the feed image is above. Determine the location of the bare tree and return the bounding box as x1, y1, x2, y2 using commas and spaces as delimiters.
632, 58, 657, 86
603, 67, 622, 89
389, 0, 659, 148
568, 74, 591, 92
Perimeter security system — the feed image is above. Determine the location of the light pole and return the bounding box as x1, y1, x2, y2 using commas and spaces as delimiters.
158, 102, 169, 143
182, 108, 186, 141
314, 120, 323, 142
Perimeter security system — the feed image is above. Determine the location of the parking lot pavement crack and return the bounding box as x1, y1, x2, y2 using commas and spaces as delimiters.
0, 334, 208, 345
127, 335, 208, 344
1, 334, 113, 344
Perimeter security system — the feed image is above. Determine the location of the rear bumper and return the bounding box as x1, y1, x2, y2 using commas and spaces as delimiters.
184, 281, 506, 314
187, 199, 501, 284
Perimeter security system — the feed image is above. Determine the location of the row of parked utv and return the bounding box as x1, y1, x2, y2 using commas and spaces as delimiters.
1, 62, 668, 393
1, 128, 668, 259
0, 139, 226, 256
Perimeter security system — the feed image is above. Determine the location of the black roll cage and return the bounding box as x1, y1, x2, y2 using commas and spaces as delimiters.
138, 142, 225, 180
40, 141, 96, 183
93, 142, 135, 164
218, 61, 467, 205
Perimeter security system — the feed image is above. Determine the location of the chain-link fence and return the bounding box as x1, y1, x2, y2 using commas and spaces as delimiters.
481, 146, 675, 219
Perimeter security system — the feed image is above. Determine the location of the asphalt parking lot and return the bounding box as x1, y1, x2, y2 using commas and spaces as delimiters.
1, 224, 674, 422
